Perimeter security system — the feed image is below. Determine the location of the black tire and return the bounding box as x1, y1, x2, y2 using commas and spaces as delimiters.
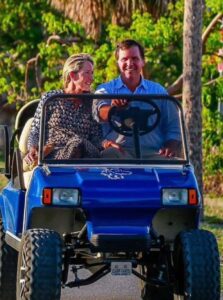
141, 285, 174, 300
16, 229, 62, 300
0, 217, 18, 300
140, 252, 174, 300
174, 229, 220, 300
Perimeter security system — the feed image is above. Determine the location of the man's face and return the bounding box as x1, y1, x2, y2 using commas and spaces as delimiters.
117, 46, 145, 80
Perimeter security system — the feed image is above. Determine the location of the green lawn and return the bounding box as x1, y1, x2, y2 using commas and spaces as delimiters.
202, 197, 223, 291
0, 174, 7, 189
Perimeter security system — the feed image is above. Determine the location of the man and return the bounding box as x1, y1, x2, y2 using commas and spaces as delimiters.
93, 39, 181, 158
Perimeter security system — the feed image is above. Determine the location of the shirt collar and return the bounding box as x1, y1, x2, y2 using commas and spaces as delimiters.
116, 75, 147, 91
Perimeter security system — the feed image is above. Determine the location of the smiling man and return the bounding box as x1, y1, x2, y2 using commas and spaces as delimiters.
93, 39, 181, 158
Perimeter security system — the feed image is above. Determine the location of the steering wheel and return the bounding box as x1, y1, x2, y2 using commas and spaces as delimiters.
108, 99, 161, 137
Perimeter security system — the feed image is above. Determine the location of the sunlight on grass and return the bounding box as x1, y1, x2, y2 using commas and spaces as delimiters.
204, 197, 223, 219
0, 174, 7, 190
202, 196, 223, 291
0, 151, 7, 187
203, 197, 223, 254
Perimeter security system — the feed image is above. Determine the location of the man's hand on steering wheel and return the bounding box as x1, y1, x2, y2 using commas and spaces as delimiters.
111, 99, 128, 107
99, 99, 128, 122
108, 99, 161, 137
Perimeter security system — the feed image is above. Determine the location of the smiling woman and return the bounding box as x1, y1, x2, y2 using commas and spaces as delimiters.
23, 53, 104, 170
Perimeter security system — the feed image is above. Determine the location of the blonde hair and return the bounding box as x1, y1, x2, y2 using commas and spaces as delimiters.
62, 53, 94, 88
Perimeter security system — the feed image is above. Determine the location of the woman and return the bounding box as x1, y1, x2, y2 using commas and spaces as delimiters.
24, 53, 103, 167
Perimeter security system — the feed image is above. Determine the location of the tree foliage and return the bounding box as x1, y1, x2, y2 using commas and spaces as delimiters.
50, 0, 174, 40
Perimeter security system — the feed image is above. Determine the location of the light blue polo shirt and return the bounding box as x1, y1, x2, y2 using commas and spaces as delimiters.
93, 76, 181, 153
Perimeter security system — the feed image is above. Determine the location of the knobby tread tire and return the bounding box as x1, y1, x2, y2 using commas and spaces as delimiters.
141, 285, 174, 300
0, 217, 18, 300
17, 229, 62, 300
140, 252, 174, 300
174, 229, 220, 300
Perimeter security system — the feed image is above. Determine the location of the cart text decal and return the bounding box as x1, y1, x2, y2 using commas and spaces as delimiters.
101, 168, 132, 180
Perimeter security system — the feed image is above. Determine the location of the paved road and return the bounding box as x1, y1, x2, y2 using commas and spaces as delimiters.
61, 269, 141, 300
61, 269, 223, 300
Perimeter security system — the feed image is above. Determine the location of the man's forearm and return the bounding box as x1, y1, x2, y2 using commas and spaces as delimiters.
98, 105, 111, 122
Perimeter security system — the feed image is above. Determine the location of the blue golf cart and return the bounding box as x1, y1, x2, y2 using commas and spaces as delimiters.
0, 94, 220, 300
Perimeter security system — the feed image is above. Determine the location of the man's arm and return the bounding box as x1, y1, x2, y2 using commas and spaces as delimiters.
98, 105, 111, 122
93, 84, 128, 123
158, 99, 182, 157
97, 99, 128, 122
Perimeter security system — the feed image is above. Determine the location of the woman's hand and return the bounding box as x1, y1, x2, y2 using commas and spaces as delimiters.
24, 144, 54, 167
24, 147, 38, 166
102, 140, 124, 153
43, 143, 54, 157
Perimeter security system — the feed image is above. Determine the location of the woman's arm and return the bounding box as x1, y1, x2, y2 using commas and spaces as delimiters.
27, 98, 44, 151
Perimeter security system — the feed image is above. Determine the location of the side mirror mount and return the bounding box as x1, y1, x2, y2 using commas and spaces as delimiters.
0, 125, 10, 177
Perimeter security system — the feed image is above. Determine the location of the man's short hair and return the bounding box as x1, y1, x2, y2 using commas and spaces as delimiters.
115, 39, 145, 60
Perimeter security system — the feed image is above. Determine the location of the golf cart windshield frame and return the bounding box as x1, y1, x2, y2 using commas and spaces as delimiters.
39, 93, 189, 165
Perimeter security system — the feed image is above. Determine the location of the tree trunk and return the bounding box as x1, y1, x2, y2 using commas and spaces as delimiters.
183, 1, 203, 196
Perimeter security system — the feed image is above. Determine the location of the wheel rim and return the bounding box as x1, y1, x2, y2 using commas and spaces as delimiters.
19, 248, 27, 298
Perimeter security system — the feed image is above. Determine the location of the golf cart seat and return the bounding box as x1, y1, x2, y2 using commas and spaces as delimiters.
18, 117, 34, 156
13, 99, 39, 188
15, 99, 39, 141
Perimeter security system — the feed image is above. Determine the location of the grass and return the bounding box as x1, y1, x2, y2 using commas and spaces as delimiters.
0, 174, 222, 291
202, 196, 223, 291
0, 151, 6, 170
0, 154, 4, 168
203, 197, 223, 253
0, 174, 7, 189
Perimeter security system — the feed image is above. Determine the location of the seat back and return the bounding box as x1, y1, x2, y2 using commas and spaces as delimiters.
14, 99, 39, 189
15, 99, 39, 141
19, 117, 34, 155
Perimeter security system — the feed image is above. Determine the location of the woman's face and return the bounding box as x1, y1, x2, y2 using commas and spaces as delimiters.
71, 61, 94, 93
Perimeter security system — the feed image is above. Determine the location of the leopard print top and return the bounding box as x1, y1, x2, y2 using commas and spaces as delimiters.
27, 90, 103, 158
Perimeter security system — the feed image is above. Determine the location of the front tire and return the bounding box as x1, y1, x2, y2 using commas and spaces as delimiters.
141, 285, 174, 300
17, 229, 62, 300
140, 252, 174, 300
0, 217, 18, 300
174, 229, 220, 300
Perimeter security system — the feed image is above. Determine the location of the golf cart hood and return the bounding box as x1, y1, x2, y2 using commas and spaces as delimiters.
26, 164, 200, 250
30, 165, 197, 207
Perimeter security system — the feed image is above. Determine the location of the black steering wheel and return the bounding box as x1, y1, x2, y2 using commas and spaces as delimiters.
108, 99, 161, 137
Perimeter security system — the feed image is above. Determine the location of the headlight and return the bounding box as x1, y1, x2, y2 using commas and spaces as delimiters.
162, 188, 188, 205
162, 188, 198, 205
43, 188, 80, 206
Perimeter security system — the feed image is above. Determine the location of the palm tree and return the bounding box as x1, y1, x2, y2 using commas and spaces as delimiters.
50, 0, 174, 40
183, 0, 203, 196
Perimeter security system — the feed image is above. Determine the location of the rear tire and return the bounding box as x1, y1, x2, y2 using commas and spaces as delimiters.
174, 229, 220, 300
0, 217, 18, 300
16, 229, 62, 300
